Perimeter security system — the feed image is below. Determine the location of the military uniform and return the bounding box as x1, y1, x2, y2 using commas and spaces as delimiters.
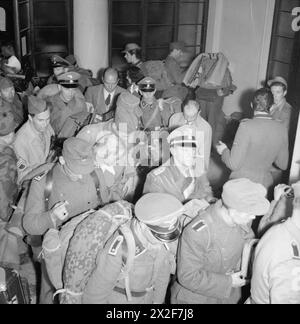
14, 96, 55, 183
270, 99, 292, 131
251, 218, 300, 304
82, 193, 183, 304
221, 113, 289, 190
144, 162, 212, 203
171, 201, 254, 304
47, 72, 87, 137
171, 179, 270, 304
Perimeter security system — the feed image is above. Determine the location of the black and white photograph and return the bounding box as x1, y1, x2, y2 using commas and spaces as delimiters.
0, 0, 300, 308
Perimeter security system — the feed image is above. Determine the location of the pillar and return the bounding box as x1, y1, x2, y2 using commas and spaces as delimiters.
73, 0, 109, 77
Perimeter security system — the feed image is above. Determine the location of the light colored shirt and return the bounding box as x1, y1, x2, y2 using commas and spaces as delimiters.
5, 55, 21, 73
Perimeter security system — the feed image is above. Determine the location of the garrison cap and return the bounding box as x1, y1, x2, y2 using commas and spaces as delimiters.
62, 137, 95, 175
51, 55, 71, 68
58, 71, 80, 88
170, 41, 186, 52
117, 91, 140, 110
267, 76, 288, 90
0, 77, 14, 90
28, 95, 48, 115
168, 125, 197, 148
135, 193, 183, 235
138, 76, 156, 92
0, 101, 17, 136
122, 43, 141, 53
222, 178, 270, 215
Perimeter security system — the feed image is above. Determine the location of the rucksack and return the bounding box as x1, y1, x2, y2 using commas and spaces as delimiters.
42, 200, 134, 304
140, 61, 172, 91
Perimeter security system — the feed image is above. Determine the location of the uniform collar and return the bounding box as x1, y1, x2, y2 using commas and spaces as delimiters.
254, 112, 273, 120
141, 99, 157, 109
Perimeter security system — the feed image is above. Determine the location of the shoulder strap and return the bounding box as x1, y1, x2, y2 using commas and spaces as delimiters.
44, 167, 55, 211
90, 170, 103, 206
144, 104, 161, 130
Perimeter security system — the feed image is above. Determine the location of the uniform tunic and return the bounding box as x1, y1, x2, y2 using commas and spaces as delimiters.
221, 114, 289, 190
0, 141, 18, 221
48, 93, 87, 136
270, 99, 292, 131
14, 120, 54, 183
83, 222, 175, 304
23, 164, 101, 236
171, 201, 254, 304
143, 161, 213, 203
251, 218, 300, 304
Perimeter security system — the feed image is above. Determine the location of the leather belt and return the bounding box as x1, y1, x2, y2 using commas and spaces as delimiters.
113, 286, 148, 298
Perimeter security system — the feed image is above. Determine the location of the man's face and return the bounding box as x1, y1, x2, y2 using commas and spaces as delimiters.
141, 90, 156, 103
53, 66, 65, 77
103, 73, 119, 93
171, 146, 197, 168
60, 86, 75, 102
31, 109, 50, 133
271, 85, 287, 105
124, 52, 134, 64
184, 105, 199, 124
0, 87, 15, 103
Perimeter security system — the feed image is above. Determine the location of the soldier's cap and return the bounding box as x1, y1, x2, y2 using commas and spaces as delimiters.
28, 95, 48, 115
170, 41, 186, 52
138, 77, 156, 92
122, 43, 141, 53
65, 54, 77, 66
0, 101, 17, 136
57, 72, 80, 88
168, 125, 197, 148
51, 55, 71, 68
0, 77, 14, 90
135, 193, 184, 237
62, 137, 95, 175
267, 76, 288, 90
222, 178, 270, 215
117, 91, 140, 110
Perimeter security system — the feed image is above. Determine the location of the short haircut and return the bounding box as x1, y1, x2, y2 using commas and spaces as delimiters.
252, 88, 274, 112
270, 81, 287, 92
128, 48, 142, 60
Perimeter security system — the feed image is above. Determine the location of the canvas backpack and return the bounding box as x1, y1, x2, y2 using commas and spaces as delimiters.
140, 61, 172, 91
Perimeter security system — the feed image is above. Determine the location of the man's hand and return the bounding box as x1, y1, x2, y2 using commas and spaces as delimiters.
216, 141, 228, 155
50, 201, 69, 226
274, 184, 291, 201
231, 271, 247, 288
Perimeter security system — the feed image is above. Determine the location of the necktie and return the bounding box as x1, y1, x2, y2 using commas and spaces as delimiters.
105, 94, 111, 106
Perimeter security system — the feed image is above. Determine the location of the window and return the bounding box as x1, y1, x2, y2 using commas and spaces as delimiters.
0, 7, 6, 31
109, 0, 209, 68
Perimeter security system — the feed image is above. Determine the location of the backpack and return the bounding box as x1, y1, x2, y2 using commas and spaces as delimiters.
140, 61, 172, 91
42, 200, 134, 304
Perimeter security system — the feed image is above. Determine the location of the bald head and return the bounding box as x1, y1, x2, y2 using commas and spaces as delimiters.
103, 68, 119, 93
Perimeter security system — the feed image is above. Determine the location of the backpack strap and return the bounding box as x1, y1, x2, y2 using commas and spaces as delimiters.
143, 104, 161, 130
90, 170, 103, 206
44, 167, 55, 211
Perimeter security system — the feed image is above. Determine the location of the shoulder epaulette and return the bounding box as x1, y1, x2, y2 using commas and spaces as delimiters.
108, 235, 124, 256
34, 170, 49, 182
192, 219, 207, 232
240, 118, 250, 123
153, 166, 166, 176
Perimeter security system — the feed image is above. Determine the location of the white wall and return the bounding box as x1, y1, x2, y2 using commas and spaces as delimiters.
73, 0, 109, 78
206, 0, 275, 116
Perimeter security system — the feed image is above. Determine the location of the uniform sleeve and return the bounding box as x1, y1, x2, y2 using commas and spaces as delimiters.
269, 260, 300, 304
274, 128, 289, 171
153, 251, 174, 304
23, 178, 55, 235
221, 122, 250, 171
177, 224, 233, 300
82, 238, 123, 304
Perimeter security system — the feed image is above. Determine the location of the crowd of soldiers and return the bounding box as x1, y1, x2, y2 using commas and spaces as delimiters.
0, 39, 299, 305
